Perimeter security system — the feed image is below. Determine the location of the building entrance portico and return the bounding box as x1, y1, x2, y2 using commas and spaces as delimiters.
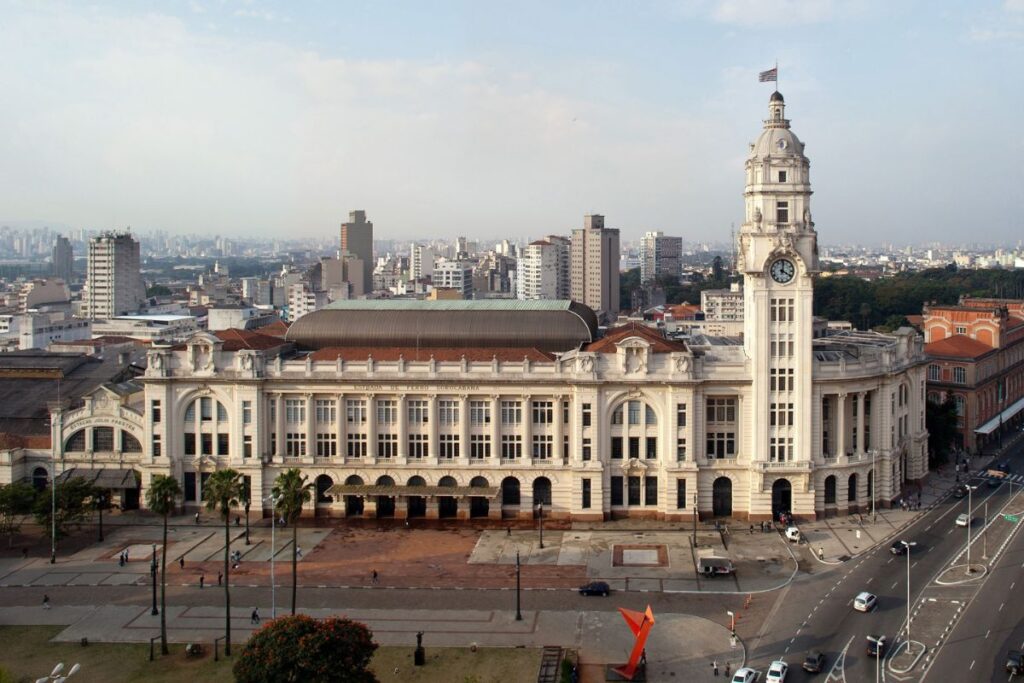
771, 478, 792, 520
712, 477, 732, 517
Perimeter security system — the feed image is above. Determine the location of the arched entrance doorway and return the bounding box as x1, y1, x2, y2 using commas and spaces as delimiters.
712, 477, 732, 517
32, 467, 48, 491
500, 477, 520, 519
771, 479, 792, 521
438, 476, 458, 518
122, 470, 142, 510
824, 475, 837, 506
315, 475, 334, 516
469, 476, 490, 518
867, 470, 874, 508
848, 473, 858, 503
375, 476, 396, 518
344, 475, 364, 517
533, 477, 552, 517
406, 476, 426, 518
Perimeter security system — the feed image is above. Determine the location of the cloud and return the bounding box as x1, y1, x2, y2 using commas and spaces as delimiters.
1006, 0, 1024, 13
710, 0, 840, 26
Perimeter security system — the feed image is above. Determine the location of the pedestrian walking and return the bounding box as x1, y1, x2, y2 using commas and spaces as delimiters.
21, 547, 28, 559
506, 526, 511, 537
371, 569, 379, 585
217, 571, 222, 586
296, 546, 302, 559
199, 574, 204, 589
251, 608, 260, 624
724, 662, 731, 677
749, 524, 754, 534
179, 556, 185, 570
194, 511, 200, 525
118, 554, 125, 567
712, 659, 719, 676
42, 594, 50, 609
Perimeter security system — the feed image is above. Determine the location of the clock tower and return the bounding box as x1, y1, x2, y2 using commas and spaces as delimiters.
738, 91, 819, 509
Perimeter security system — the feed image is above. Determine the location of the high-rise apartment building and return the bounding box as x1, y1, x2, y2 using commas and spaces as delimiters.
340, 210, 373, 295
639, 231, 682, 284
570, 214, 620, 321
517, 236, 570, 300
432, 259, 473, 299
411, 245, 437, 282
83, 231, 145, 319
51, 235, 73, 283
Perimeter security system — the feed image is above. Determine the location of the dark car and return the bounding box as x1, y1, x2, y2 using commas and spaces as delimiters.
866, 635, 887, 658
1007, 650, 1023, 675
952, 484, 967, 499
578, 581, 610, 597
803, 650, 826, 673
890, 540, 909, 555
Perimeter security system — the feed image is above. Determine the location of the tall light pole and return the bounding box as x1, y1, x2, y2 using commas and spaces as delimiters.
870, 449, 877, 524
265, 494, 278, 618
726, 610, 735, 634
150, 543, 159, 616
692, 492, 698, 546
50, 381, 62, 565
901, 540, 916, 652
515, 550, 522, 621
965, 485, 978, 574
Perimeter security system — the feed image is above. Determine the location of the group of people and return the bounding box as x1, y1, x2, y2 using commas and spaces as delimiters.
117, 549, 130, 566
748, 521, 774, 534
896, 496, 922, 512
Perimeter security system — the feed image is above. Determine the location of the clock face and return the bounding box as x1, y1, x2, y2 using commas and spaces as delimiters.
770, 258, 795, 284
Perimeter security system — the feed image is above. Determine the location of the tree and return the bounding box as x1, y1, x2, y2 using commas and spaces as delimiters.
233, 615, 378, 683
0, 482, 37, 547
926, 397, 960, 468
203, 468, 243, 656
94, 488, 111, 542
33, 477, 95, 538
146, 284, 172, 297
273, 469, 314, 615
146, 474, 181, 655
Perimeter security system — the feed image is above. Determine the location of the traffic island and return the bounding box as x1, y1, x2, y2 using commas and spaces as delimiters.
887, 639, 927, 675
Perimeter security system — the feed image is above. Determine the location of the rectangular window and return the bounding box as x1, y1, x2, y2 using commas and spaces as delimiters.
778, 170, 787, 182
243, 435, 253, 458
676, 403, 687, 428
645, 436, 657, 460
582, 403, 592, 427
706, 432, 737, 459
242, 400, 252, 424
610, 476, 624, 506
184, 472, 196, 501
315, 399, 335, 423
268, 400, 275, 423
346, 433, 366, 458
285, 433, 305, 457
676, 437, 686, 461
928, 365, 941, 381
217, 433, 230, 456
776, 200, 789, 224
201, 433, 213, 456
377, 434, 398, 458
611, 437, 623, 460
955, 325, 967, 335
469, 400, 491, 425
151, 400, 161, 423
953, 366, 966, 384
377, 399, 397, 425
501, 435, 522, 460
408, 434, 429, 459
582, 478, 591, 509
563, 401, 570, 424
270, 434, 276, 455
94, 427, 114, 451
563, 435, 569, 461
285, 398, 305, 423
582, 437, 592, 461
532, 400, 553, 424
628, 401, 641, 425
439, 434, 459, 459
200, 397, 213, 421
346, 399, 367, 424
152, 434, 161, 458
408, 399, 429, 424
627, 476, 641, 506
629, 436, 640, 459
315, 433, 336, 457
532, 434, 553, 459
676, 479, 687, 509
706, 397, 737, 423
438, 400, 460, 425
644, 476, 658, 506
500, 400, 522, 425
470, 434, 491, 459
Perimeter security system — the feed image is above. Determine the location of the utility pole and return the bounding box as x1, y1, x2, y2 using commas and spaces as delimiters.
515, 550, 522, 621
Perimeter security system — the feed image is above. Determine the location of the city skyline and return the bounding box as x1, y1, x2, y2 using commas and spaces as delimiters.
1, 1, 1022, 244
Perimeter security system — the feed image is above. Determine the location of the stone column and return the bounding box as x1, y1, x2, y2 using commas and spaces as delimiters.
397, 394, 408, 464
302, 393, 314, 464
428, 395, 438, 465
490, 395, 500, 464
274, 393, 285, 462
522, 395, 533, 462
335, 394, 345, 460
366, 394, 377, 464
553, 395, 565, 465
459, 395, 470, 465
837, 393, 848, 458
855, 392, 865, 457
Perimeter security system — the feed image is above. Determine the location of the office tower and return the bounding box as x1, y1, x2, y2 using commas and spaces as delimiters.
83, 231, 145, 318
411, 245, 437, 281
340, 210, 373, 294
517, 236, 570, 300
432, 259, 473, 299
639, 231, 682, 284
570, 214, 620, 320
51, 235, 73, 282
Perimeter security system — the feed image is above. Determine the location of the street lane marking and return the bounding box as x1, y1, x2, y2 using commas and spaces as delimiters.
867, 577, 873, 584
970, 659, 975, 670
986, 630, 991, 639
892, 581, 899, 589
1000, 602, 1005, 612
888, 557, 894, 564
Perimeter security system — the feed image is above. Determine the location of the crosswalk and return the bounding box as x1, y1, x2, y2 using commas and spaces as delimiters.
979, 472, 1024, 485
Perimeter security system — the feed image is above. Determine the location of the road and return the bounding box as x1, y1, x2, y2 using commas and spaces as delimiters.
748, 459, 1024, 682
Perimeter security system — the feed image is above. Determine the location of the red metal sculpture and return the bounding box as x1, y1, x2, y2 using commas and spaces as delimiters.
612, 605, 655, 680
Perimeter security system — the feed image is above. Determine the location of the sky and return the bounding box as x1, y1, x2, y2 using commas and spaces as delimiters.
0, 1, 1022, 246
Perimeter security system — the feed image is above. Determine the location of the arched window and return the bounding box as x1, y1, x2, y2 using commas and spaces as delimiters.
438, 476, 458, 488
121, 431, 142, 453
533, 477, 552, 506
470, 476, 489, 488
407, 475, 426, 487
501, 477, 521, 506
93, 427, 114, 451
345, 475, 364, 486
184, 397, 230, 457
32, 467, 48, 491
824, 475, 837, 505
65, 430, 86, 452
848, 473, 858, 502
315, 475, 334, 503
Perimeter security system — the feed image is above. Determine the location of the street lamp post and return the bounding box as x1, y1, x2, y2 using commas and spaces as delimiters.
726, 610, 735, 634
901, 540, 916, 652
150, 543, 159, 616
515, 550, 522, 621
244, 496, 251, 546
966, 485, 978, 574
265, 494, 278, 618
870, 449, 877, 524
537, 503, 544, 549
50, 382, 61, 565
692, 492, 698, 547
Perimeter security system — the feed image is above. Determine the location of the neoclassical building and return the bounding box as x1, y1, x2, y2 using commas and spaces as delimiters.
31, 92, 928, 522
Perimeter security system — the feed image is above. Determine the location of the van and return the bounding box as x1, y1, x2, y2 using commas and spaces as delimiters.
699, 557, 735, 577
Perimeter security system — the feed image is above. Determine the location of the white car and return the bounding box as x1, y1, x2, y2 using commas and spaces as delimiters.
956, 513, 971, 527
765, 660, 788, 682
732, 667, 760, 683
784, 526, 801, 542
854, 591, 878, 612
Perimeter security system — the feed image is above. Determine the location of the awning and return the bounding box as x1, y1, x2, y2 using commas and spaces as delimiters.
327, 484, 500, 499
55, 467, 139, 490
975, 396, 1024, 435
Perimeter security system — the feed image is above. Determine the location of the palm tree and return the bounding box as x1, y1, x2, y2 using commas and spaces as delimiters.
146, 474, 181, 656
272, 468, 313, 615
203, 468, 242, 656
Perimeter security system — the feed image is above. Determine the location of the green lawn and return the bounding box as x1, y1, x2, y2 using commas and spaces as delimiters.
0, 627, 541, 683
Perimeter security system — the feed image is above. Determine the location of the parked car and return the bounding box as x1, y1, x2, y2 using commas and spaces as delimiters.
854, 591, 877, 612
578, 581, 610, 596
731, 667, 760, 683
956, 513, 971, 527
802, 650, 826, 673
1007, 650, 1023, 675
890, 540, 909, 555
784, 526, 801, 542
866, 635, 887, 658
699, 557, 735, 577
765, 659, 788, 682
952, 485, 967, 499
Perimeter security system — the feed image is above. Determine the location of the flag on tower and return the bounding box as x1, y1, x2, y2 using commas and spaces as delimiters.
759, 67, 777, 82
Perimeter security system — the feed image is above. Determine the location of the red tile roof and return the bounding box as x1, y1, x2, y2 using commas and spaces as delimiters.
257, 320, 290, 337
214, 329, 289, 351
0, 432, 50, 449
925, 334, 993, 360
585, 322, 688, 354
308, 347, 553, 362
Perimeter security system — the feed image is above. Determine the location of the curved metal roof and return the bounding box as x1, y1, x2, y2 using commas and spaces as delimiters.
286, 300, 597, 353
